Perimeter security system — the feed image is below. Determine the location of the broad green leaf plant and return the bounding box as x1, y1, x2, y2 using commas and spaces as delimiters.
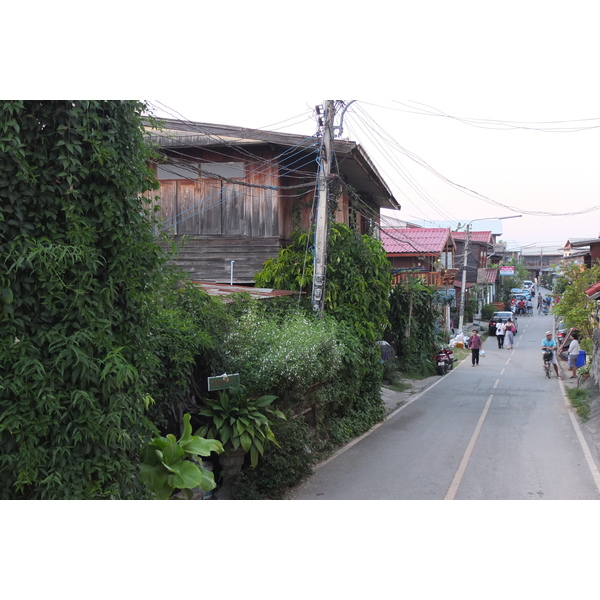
196, 387, 286, 469
140, 414, 223, 499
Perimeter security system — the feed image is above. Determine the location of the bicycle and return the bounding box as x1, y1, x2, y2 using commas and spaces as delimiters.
543, 350, 553, 378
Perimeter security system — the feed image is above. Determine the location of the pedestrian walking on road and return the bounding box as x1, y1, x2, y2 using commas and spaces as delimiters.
496, 320, 505, 349
504, 318, 515, 349
469, 329, 482, 366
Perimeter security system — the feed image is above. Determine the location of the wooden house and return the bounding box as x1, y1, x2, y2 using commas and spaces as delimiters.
145, 119, 400, 283
380, 228, 458, 288
451, 230, 497, 306
562, 237, 600, 269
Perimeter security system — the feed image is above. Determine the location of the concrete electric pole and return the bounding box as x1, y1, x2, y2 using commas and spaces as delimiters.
312, 100, 335, 315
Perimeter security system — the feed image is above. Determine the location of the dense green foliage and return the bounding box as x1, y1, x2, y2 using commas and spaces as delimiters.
255, 223, 393, 341
0, 101, 162, 499
145, 267, 233, 431
387, 278, 438, 374
481, 303, 496, 320
553, 261, 600, 352
218, 298, 384, 443
231, 417, 316, 499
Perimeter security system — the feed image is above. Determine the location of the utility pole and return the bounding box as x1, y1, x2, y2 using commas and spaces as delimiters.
457, 214, 522, 334
312, 100, 335, 315
457, 223, 471, 335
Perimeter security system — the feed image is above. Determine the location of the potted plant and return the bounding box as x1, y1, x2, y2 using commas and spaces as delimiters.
196, 386, 286, 475
578, 363, 591, 379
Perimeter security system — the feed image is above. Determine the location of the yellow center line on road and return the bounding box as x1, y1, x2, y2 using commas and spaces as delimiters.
444, 394, 494, 500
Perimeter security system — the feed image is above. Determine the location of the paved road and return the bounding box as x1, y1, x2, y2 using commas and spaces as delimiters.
289, 304, 600, 500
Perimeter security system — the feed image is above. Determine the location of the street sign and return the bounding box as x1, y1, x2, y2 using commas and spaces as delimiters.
499, 266, 514, 276
208, 373, 240, 391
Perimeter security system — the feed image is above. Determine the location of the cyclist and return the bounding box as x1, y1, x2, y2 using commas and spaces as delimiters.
541, 331, 561, 379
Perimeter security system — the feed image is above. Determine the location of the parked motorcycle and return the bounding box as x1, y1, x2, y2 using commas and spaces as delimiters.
436, 346, 455, 375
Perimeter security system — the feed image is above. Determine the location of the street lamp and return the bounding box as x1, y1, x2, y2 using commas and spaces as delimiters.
457, 215, 522, 334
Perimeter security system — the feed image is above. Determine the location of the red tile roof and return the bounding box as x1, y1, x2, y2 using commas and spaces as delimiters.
584, 282, 600, 298
381, 228, 453, 254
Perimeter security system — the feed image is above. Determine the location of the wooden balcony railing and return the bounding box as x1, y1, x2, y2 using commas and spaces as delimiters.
392, 269, 458, 288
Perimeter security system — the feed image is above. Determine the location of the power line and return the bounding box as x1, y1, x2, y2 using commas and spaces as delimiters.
350, 102, 600, 218
387, 100, 600, 132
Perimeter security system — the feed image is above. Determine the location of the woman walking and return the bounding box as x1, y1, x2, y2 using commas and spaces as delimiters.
504, 318, 515, 349
568, 332, 580, 378
469, 329, 482, 366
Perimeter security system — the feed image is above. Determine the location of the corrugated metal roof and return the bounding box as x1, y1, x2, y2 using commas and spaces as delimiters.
451, 231, 493, 243
569, 237, 600, 248
193, 282, 304, 300
381, 228, 453, 254
144, 119, 400, 210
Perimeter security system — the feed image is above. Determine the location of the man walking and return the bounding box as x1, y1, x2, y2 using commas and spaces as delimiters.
496, 320, 505, 349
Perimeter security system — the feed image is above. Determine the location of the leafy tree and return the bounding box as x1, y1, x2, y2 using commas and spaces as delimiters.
0, 101, 163, 499
552, 261, 600, 352
498, 258, 529, 301
386, 278, 438, 374
254, 223, 389, 443
255, 223, 392, 342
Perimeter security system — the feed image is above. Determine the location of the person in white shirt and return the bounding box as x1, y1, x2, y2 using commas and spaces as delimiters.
495, 320, 505, 349
568, 332, 580, 378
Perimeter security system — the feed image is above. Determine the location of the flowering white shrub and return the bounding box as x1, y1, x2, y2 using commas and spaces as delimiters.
223, 307, 343, 393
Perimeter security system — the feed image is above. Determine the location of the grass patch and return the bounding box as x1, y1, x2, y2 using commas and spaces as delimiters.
452, 347, 471, 363
383, 380, 413, 393
566, 387, 591, 421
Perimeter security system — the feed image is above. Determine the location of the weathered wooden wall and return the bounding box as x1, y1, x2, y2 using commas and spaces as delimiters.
160, 236, 282, 284
152, 142, 383, 284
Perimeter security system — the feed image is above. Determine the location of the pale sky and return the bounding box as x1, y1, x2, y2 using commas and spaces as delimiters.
7, 2, 600, 253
